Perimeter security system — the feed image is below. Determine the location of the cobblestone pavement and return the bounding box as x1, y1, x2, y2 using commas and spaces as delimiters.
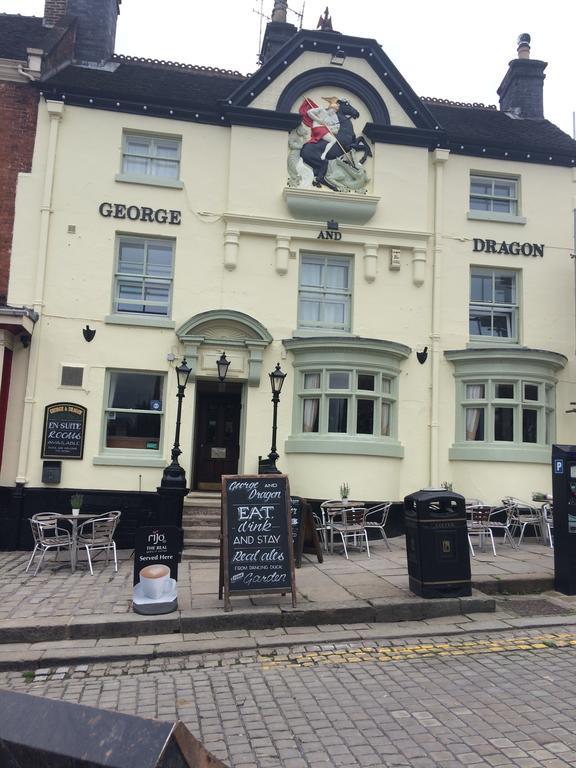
3, 626, 576, 767
0, 537, 555, 622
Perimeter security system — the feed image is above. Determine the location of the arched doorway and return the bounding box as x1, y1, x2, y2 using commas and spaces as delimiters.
176, 310, 272, 490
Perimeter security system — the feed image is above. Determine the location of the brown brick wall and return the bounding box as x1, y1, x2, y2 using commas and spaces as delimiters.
43, 0, 68, 26
0, 82, 38, 302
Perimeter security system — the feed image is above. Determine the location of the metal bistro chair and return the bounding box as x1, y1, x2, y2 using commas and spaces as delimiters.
312, 507, 330, 552
364, 502, 392, 550
485, 504, 518, 549
25, 513, 73, 576
320, 499, 345, 553
331, 506, 371, 559
541, 503, 554, 548
467, 506, 497, 557
76, 511, 121, 574
503, 497, 545, 545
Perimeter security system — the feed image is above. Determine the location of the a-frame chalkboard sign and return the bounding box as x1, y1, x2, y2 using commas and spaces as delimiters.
219, 474, 297, 612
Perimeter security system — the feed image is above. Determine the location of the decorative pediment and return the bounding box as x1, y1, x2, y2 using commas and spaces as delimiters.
177, 310, 273, 344
176, 310, 273, 386
220, 28, 446, 204
224, 29, 442, 139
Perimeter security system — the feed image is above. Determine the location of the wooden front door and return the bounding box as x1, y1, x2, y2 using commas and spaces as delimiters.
193, 387, 242, 490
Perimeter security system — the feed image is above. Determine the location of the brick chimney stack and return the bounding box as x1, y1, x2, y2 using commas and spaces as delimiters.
271, 0, 288, 22
259, 0, 297, 65
43, 0, 121, 63
43, 0, 68, 27
498, 33, 547, 119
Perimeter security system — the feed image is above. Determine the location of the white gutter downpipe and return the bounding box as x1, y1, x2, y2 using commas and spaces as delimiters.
16, 99, 64, 485
429, 148, 450, 487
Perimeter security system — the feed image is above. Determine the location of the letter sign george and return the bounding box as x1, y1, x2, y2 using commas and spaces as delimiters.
98, 202, 181, 225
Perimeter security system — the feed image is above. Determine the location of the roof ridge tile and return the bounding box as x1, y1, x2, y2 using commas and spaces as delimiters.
422, 96, 498, 110
112, 53, 247, 79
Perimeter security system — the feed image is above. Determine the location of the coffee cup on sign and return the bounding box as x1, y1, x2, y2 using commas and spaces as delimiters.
139, 563, 170, 600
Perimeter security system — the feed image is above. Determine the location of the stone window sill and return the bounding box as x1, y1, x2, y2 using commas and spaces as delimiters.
115, 173, 184, 189
93, 454, 166, 468
105, 314, 176, 329
449, 443, 550, 463
285, 436, 404, 458
467, 211, 526, 225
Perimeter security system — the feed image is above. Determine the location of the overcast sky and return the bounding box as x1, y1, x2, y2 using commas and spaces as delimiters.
4, 0, 575, 137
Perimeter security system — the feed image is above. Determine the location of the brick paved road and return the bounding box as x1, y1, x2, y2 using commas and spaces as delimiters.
3, 627, 576, 767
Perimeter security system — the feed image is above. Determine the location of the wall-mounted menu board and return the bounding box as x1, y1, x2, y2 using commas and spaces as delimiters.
220, 474, 296, 611
41, 403, 87, 459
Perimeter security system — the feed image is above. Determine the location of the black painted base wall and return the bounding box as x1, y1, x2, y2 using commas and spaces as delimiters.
0, 486, 183, 551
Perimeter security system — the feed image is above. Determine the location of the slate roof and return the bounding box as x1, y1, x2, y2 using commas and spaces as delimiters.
42, 56, 247, 111
426, 102, 576, 156
41, 59, 576, 161
0, 14, 48, 60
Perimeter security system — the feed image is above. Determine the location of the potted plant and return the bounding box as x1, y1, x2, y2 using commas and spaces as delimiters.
70, 493, 84, 516
340, 482, 350, 503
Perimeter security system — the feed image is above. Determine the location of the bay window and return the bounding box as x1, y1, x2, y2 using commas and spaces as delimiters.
446, 348, 566, 463
284, 337, 410, 457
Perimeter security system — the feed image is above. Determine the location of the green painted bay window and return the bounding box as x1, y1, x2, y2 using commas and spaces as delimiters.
446, 348, 566, 463
301, 369, 393, 436
284, 337, 410, 457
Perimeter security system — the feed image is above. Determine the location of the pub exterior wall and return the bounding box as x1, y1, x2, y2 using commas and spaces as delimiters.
5, 83, 576, 503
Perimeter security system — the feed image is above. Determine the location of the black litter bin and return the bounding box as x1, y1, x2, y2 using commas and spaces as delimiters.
404, 489, 471, 598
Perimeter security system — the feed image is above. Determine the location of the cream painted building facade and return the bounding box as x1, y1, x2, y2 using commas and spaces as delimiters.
3, 5, 576, 540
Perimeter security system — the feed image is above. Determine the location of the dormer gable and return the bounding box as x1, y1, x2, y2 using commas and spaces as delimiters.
221, 29, 447, 153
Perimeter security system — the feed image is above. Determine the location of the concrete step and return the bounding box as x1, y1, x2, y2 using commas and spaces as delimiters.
184, 493, 221, 509
182, 494, 222, 559
183, 504, 221, 512
182, 517, 220, 531
183, 526, 220, 541
182, 521, 220, 532
183, 511, 220, 521
183, 535, 220, 547
181, 547, 221, 561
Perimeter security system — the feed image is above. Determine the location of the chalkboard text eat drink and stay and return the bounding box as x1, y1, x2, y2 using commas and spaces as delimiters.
220, 475, 297, 612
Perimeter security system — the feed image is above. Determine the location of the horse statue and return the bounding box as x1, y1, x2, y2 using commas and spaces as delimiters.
298, 97, 372, 191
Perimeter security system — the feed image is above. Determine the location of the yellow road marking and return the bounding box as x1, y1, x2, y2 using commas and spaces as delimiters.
258, 632, 576, 670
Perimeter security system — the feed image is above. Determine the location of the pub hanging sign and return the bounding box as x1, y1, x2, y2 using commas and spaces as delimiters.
41, 402, 87, 460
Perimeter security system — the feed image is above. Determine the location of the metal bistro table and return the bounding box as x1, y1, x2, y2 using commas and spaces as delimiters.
56, 513, 95, 573
321, 500, 365, 554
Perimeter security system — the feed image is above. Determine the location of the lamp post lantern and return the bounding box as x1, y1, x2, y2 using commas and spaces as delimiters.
260, 363, 287, 474
216, 352, 230, 383
160, 357, 192, 489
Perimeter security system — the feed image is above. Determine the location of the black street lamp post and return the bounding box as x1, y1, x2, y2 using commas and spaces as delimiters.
260, 363, 287, 474
160, 357, 192, 489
